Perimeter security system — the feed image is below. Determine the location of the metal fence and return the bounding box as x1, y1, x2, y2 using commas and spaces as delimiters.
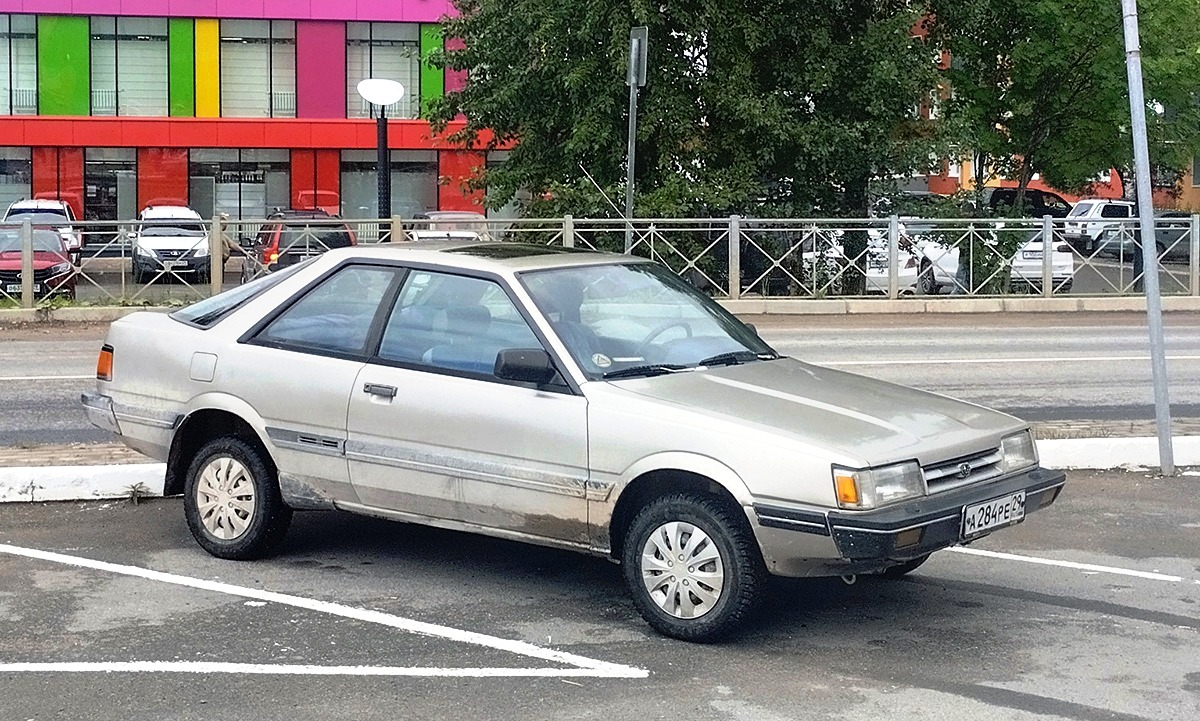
1, 213, 1198, 308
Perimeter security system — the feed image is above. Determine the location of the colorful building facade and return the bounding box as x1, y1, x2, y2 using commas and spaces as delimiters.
0, 0, 485, 221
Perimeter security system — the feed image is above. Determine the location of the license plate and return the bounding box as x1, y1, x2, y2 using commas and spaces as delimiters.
162, 260, 187, 269
4, 284, 20, 294
1022, 251, 1041, 259
961, 491, 1026, 539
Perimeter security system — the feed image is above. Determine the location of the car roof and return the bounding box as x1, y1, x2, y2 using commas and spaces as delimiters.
7, 199, 69, 211
322, 241, 648, 273
141, 205, 201, 219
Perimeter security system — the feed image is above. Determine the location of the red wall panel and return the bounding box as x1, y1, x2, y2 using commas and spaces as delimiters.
137, 148, 189, 211
31, 147, 84, 219
291, 148, 340, 214
437, 150, 484, 212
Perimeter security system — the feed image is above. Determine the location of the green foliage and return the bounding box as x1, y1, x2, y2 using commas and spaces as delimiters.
929, 0, 1200, 197
429, 0, 951, 221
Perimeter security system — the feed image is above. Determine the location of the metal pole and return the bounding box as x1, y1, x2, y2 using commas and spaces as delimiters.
563, 214, 575, 248
210, 214, 223, 296
1041, 215, 1053, 298
1121, 0, 1174, 474
887, 215, 899, 300
624, 79, 638, 253
728, 215, 741, 300
20, 219, 33, 309
377, 104, 391, 220
1189, 214, 1199, 297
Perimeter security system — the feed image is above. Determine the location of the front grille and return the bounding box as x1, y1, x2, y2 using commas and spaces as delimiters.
0, 268, 57, 283
923, 446, 1003, 492
157, 249, 191, 260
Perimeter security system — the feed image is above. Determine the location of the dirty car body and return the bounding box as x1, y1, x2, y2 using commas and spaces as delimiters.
82, 242, 1066, 641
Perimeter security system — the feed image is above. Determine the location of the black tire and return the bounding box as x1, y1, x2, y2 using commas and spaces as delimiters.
880, 554, 930, 579
918, 261, 938, 295
622, 493, 766, 642
132, 264, 146, 285
183, 436, 292, 560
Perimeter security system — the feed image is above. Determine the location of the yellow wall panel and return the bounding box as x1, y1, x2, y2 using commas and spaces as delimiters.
195, 19, 220, 118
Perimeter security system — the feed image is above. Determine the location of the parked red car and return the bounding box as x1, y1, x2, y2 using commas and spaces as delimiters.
239, 209, 357, 282
0, 227, 77, 300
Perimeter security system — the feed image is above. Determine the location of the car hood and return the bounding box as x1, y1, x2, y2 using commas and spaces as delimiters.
0, 250, 70, 270
608, 357, 1026, 466
136, 235, 208, 251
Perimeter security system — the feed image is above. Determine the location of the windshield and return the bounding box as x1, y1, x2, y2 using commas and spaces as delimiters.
6, 207, 68, 221
520, 262, 776, 380
1068, 201, 1096, 218
0, 229, 67, 253
139, 221, 206, 236
2, 212, 70, 228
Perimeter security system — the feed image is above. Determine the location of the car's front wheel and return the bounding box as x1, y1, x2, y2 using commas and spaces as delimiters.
622, 494, 765, 642
183, 436, 292, 560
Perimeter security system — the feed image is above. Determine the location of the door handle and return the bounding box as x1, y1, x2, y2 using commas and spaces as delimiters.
363, 383, 397, 399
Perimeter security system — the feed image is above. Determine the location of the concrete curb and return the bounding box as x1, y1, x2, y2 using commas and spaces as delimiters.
0, 437, 1193, 504
4, 296, 1200, 324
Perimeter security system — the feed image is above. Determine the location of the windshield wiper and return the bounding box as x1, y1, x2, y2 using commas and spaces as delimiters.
603, 364, 689, 380
697, 351, 780, 368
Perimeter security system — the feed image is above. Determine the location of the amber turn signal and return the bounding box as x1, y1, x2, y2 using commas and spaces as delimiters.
96, 344, 113, 381
834, 474, 860, 506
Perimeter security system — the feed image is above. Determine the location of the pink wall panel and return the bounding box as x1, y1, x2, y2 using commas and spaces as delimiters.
14, 0, 456, 21
444, 36, 466, 94
296, 21, 346, 119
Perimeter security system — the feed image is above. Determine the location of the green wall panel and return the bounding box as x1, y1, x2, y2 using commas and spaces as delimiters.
168, 18, 196, 117
419, 24, 444, 117
37, 16, 90, 116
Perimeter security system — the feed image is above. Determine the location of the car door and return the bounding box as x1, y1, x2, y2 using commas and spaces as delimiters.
231, 262, 404, 505
344, 268, 590, 545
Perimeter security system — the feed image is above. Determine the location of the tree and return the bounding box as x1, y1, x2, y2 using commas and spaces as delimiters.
429, 0, 951, 222
929, 0, 1200, 209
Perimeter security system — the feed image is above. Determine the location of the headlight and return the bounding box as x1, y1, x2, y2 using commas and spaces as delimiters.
136, 244, 156, 259
194, 242, 210, 258
998, 431, 1038, 474
48, 262, 72, 276
832, 461, 924, 510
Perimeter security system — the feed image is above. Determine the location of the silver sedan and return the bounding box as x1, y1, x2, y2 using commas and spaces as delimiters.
83, 242, 1065, 641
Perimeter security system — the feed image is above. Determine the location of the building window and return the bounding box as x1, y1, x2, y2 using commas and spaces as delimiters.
1193, 157, 1200, 188
0, 147, 32, 208
84, 148, 138, 222
346, 22, 420, 119
220, 20, 296, 118
189, 149, 290, 219
90, 17, 169, 117
0, 15, 37, 115
340, 150, 437, 220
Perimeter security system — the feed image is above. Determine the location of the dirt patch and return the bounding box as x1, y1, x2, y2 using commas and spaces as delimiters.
0, 322, 110, 341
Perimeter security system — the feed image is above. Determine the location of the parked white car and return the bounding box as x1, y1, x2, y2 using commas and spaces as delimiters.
131, 206, 222, 284
3, 198, 84, 251
1062, 199, 1135, 250
913, 231, 1075, 294
83, 241, 1065, 641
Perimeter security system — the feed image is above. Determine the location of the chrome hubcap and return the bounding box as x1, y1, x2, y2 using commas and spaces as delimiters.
640, 521, 725, 619
196, 457, 256, 541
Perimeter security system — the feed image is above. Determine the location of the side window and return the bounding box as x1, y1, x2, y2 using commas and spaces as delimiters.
377, 270, 543, 377
1101, 204, 1130, 218
256, 265, 397, 355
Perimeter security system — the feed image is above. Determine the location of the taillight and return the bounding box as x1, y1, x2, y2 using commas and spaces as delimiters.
97, 344, 113, 381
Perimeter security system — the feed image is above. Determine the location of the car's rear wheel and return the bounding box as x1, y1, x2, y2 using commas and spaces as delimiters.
918, 261, 938, 295
880, 553, 930, 579
183, 436, 292, 560
622, 493, 765, 642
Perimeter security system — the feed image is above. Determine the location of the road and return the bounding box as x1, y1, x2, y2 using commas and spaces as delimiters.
1, 468, 1197, 721
3, 312, 1199, 447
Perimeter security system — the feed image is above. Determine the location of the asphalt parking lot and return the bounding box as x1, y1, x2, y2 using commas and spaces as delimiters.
1, 469, 1198, 721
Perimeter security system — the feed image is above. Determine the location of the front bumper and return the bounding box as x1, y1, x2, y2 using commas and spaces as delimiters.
751, 466, 1066, 576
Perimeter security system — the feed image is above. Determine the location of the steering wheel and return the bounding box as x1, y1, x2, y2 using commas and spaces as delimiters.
637, 320, 693, 357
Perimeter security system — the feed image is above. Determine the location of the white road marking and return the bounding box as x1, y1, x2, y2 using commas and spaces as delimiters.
0, 543, 648, 679
818, 354, 1200, 367
0, 374, 92, 381
949, 546, 1191, 583
0, 662, 642, 678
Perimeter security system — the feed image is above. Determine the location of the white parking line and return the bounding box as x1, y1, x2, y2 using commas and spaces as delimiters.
819, 354, 1200, 367
949, 546, 1199, 584
0, 374, 93, 381
0, 662, 641, 678
0, 543, 648, 679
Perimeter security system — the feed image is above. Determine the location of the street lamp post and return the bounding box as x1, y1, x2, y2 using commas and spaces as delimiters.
356, 79, 406, 222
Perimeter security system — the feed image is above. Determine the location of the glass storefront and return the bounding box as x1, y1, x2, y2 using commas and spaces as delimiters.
340, 149, 436, 219
0, 147, 30, 209
83, 147, 137, 221
189, 149, 290, 219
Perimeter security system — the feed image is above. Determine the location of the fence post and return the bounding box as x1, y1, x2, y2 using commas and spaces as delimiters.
210, 215, 223, 296
20, 219, 33, 309
728, 215, 741, 300
1190, 214, 1199, 297
391, 215, 403, 243
563, 214, 575, 248
1042, 215, 1053, 298
887, 214, 899, 300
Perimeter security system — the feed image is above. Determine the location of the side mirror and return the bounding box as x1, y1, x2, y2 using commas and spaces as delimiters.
744, 322, 758, 336
239, 236, 255, 248
69, 250, 81, 266
494, 348, 557, 385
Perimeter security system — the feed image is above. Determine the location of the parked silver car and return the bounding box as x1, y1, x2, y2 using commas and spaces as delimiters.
82, 242, 1066, 641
